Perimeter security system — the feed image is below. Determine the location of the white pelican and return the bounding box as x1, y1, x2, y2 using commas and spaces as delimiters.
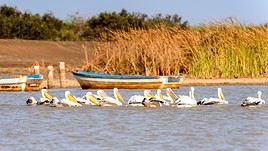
127, 95, 146, 107
143, 90, 164, 107
198, 88, 228, 105
241, 91, 265, 107
62, 91, 82, 107
84, 92, 102, 106
156, 89, 173, 105
174, 87, 197, 107
96, 88, 125, 106
41, 88, 53, 100
26, 89, 53, 105
36, 88, 54, 105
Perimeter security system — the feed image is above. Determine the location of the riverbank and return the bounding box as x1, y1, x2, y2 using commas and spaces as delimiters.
1, 39, 268, 88
40, 77, 268, 89
183, 78, 268, 86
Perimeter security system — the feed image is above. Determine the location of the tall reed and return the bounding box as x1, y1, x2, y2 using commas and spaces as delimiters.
83, 22, 268, 78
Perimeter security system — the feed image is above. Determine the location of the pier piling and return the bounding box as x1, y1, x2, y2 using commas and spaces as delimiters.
33, 65, 40, 74
47, 65, 54, 89
59, 62, 66, 88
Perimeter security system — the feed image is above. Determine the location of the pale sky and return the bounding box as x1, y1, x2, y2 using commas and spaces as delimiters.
1, 0, 268, 25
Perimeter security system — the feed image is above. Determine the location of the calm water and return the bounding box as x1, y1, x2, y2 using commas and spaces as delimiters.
1, 85, 268, 151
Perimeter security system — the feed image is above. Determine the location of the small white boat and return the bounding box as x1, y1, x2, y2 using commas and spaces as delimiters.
0, 74, 43, 91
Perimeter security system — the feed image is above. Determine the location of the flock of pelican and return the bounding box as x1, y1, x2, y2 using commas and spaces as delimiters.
26, 87, 266, 108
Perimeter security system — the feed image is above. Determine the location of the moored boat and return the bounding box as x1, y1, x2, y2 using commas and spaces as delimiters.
25, 74, 44, 91
0, 74, 43, 91
72, 71, 183, 89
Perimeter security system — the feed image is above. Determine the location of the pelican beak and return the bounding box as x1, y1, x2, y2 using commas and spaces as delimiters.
115, 91, 125, 103
67, 94, 78, 103
44, 91, 53, 100
166, 88, 178, 101
220, 91, 225, 100
86, 95, 100, 105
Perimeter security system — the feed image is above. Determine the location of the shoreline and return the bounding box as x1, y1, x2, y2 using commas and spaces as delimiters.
0, 39, 267, 88
43, 78, 268, 89
183, 78, 268, 86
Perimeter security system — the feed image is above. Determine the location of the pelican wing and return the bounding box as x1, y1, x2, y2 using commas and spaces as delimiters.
128, 95, 145, 104
104, 97, 122, 106
201, 98, 221, 105
176, 95, 196, 105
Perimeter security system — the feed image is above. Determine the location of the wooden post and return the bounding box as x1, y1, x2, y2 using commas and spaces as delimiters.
47, 65, 54, 89
33, 65, 40, 74
59, 62, 66, 88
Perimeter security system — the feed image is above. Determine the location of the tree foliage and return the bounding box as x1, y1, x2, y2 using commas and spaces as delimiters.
0, 5, 189, 41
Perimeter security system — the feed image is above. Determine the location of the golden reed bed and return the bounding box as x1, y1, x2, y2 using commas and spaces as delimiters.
83, 21, 268, 79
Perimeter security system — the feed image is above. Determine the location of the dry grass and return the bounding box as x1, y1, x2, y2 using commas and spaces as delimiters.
83, 22, 268, 78
84, 27, 189, 76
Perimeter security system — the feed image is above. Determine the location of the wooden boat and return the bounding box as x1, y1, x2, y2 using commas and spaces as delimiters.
0, 74, 43, 91
72, 71, 183, 89
25, 74, 44, 91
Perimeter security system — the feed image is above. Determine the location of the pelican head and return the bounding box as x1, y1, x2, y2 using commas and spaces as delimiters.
217, 88, 225, 101
97, 90, 108, 99
166, 88, 178, 101
26, 96, 37, 105
41, 88, 47, 94
86, 92, 100, 105
257, 91, 262, 99
114, 88, 125, 103
65, 91, 71, 98
191, 87, 195, 92
144, 90, 154, 99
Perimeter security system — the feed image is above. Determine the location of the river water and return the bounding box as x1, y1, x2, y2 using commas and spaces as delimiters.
1, 85, 268, 151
